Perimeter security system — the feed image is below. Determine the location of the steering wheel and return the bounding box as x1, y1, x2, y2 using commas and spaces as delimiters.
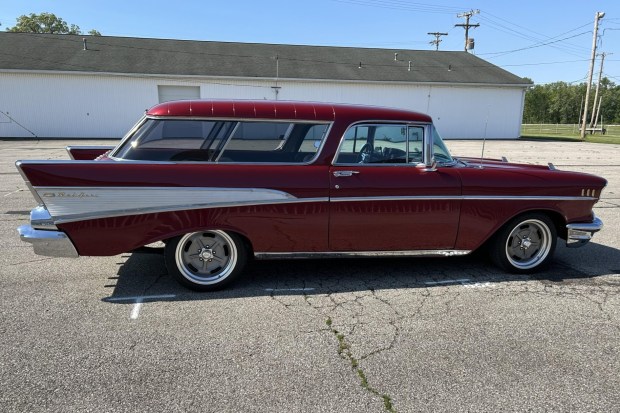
357, 143, 374, 163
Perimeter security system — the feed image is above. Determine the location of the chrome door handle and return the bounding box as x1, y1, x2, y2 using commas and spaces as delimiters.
333, 170, 360, 177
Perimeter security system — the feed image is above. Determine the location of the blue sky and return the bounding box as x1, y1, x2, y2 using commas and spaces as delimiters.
1, 0, 619, 85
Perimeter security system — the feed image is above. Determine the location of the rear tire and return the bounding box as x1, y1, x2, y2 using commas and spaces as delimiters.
165, 230, 247, 291
490, 213, 557, 273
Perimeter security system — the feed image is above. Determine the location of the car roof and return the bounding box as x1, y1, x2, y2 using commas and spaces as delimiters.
146, 100, 433, 123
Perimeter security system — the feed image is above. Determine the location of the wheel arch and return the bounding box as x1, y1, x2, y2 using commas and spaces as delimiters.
477, 208, 566, 252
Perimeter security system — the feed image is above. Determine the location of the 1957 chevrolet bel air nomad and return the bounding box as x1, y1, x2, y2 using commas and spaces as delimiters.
17, 100, 606, 291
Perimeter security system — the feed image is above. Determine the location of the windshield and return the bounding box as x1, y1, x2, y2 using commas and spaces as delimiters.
432, 125, 454, 164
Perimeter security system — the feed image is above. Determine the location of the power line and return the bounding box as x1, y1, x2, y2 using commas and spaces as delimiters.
478, 12, 591, 55
479, 31, 591, 58
502, 59, 590, 67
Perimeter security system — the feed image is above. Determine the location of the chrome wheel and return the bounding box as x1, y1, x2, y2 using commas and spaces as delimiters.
504, 219, 553, 270
490, 213, 557, 273
174, 230, 238, 286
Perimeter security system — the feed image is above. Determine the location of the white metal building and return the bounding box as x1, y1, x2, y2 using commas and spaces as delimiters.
0, 33, 531, 139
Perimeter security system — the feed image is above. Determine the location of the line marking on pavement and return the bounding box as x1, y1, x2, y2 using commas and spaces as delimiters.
463, 282, 494, 289
264, 288, 316, 292
130, 300, 143, 320
4, 189, 23, 197
424, 279, 495, 288
424, 279, 472, 285
106, 294, 176, 302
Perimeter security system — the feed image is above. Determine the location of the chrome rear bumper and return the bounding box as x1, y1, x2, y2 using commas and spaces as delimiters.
18, 225, 79, 258
17, 206, 79, 258
566, 215, 603, 248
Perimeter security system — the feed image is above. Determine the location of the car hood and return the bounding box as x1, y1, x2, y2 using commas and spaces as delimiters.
453, 156, 607, 197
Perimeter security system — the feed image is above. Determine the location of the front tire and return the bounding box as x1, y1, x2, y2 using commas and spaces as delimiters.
165, 230, 247, 291
490, 213, 557, 273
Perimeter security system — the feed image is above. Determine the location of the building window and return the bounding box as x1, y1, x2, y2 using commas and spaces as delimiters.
157, 85, 200, 103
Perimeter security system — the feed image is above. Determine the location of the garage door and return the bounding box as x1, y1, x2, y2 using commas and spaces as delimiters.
158, 85, 201, 103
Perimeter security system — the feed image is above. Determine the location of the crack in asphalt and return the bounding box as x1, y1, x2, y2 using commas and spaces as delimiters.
266, 281, 401, 410
326, 317, 397, 413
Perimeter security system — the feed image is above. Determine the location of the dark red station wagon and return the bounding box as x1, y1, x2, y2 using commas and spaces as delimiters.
17, 100, 606, 291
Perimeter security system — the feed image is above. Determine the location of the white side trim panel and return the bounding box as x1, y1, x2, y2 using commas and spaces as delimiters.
34, 186, 323, 224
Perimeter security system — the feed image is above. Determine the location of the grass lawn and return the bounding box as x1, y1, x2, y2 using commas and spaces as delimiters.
521, 124, 620, 144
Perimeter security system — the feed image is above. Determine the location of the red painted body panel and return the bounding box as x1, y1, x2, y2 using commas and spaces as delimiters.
453, 164, 605, 250
67, 147, 114, 160
20, 162, 328, 199
59, 202, 329, 256
329, 166, 462, 250
147, 100, 432, 124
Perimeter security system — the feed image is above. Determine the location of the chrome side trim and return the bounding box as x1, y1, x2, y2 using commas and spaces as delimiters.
254, 250, 471, 259
30, 184, 599, 224
17, 225, 79, 258
330, 195, 597, 202
33, 186, 327, 224
566, 215, 603, 248
15, 161, 43, 205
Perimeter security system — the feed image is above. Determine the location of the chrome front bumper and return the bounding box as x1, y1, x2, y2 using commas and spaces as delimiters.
566, 215, 603, 248
17, 206, 79, 258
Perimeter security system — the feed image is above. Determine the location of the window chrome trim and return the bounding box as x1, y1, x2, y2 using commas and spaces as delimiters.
108, 115, 148, 159
333, 120, 433, 166
109, 117, 333, 165
210, 121, 240, 162
254, 250, 471, 259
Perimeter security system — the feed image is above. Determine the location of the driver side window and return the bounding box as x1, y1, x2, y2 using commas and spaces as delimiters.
335, 123, 416, 164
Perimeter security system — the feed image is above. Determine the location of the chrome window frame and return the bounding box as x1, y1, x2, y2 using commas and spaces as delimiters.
108, 115, 148, 159
332, 120, 434, 167
109, 116, 333, 166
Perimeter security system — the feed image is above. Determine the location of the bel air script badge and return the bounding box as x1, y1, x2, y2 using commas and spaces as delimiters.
42, 191, 98, 198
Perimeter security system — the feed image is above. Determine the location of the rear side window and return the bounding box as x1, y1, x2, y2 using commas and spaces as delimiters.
113, 119, 329, 163
218, 122, 328, 163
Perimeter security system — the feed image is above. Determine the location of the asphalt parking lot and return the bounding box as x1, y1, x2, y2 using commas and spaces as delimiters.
1, 138, 619, 412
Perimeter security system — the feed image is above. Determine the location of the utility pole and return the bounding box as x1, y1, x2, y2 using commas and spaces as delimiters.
455, 9, 480, 52
589, 52, 610, 127
427, 32, 448, 51
581, 11, 605, 139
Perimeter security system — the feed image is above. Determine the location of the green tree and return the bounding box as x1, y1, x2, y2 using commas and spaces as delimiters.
523, 80, 620, 125
5, 12, 100, 35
